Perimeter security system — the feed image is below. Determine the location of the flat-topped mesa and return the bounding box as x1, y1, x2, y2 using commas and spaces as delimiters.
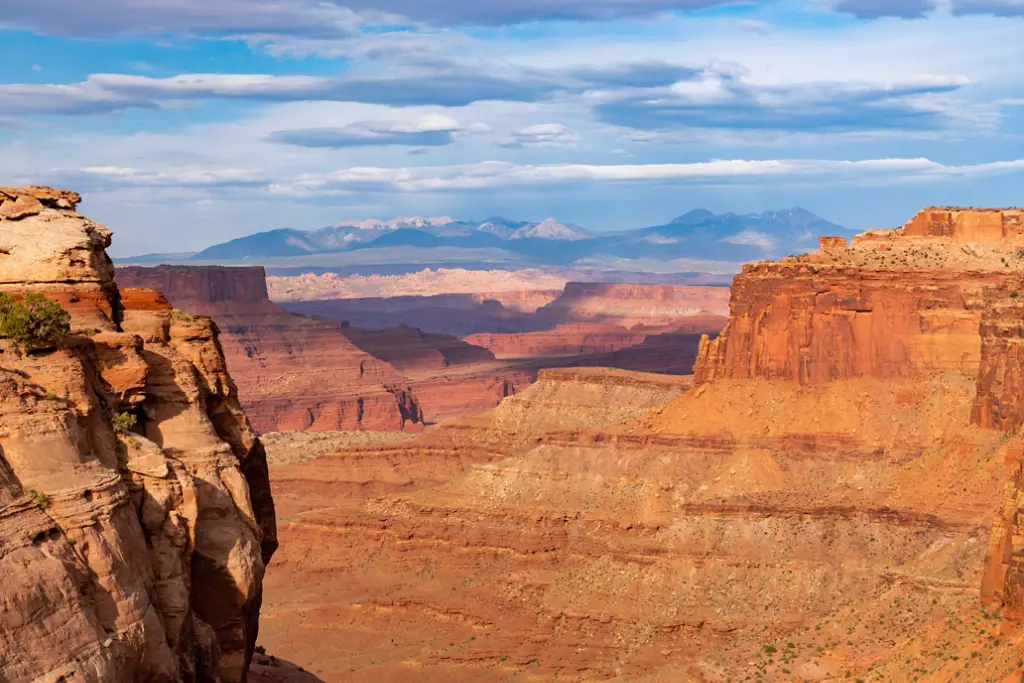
894, 206, 1024, 246
0, 187, 276, 682
693, 263, 996, 384
116, 264, 272, 310
694, 207, 1024, 387
537, 282, 731, 328
0, 186, 119, 331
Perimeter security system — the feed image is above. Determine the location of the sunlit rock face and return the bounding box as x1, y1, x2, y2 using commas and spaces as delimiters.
0, 186, 276, 683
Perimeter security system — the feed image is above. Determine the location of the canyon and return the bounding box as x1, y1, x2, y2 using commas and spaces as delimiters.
12, 194, 1024, 682
117, 265, 728, 433
255, 207, 1024, 682
0, 186, 276, 681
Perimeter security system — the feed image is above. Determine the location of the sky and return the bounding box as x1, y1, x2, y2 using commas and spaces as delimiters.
3, 0, 1024, 256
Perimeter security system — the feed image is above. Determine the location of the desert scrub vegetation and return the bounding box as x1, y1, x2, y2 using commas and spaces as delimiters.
170, 309, 195, 322
0, 292, 71, 348
24, 487, 50, 509
112, 411, 138, 434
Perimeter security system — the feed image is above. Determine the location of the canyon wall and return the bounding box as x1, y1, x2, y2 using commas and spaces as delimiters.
693, 265, 993, 384
116, 265, 424, 433
256, 208, 1024, 681
0, 186, 275, 682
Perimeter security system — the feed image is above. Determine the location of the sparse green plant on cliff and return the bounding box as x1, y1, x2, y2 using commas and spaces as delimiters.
170, 308, 195, 322
24, 487, 50, 509
1012, 291, 1020, 299
0, 292, 71, 348
112, 411, 137, 434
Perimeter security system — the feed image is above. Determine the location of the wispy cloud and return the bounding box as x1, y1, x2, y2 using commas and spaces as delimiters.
594, 74, 978, 134
0, 0, 365, 37
953, 0, 1024, 15
267, 115, 479, 148
55, 166, 269, 190
269, 157, 1024, 193
0, 61, 709, 117
0, 0, 764, 37
832, 0, 936, 18
500, 124, 582, 149
739, 20, 772, 34
834, 0, 1024, 18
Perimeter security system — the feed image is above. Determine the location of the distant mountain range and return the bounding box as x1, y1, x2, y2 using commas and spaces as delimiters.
124, 208, 852, 267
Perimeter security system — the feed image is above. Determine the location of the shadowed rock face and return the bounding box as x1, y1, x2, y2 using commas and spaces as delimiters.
116, 265, 425, 434
0, 186, 275, 682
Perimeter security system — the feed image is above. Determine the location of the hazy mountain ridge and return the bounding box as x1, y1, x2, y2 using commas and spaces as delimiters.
126, 208, 852, 266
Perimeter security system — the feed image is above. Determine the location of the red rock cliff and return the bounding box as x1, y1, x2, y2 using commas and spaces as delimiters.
0, 186, 276, 682
694, 264, 993, 384
692, 209, 1024, 627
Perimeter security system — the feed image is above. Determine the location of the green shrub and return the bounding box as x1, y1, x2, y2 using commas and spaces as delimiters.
170, 309, 195, 322
112, 411, 138, 434
0, 292, 71, 348
24, 487, 50, 509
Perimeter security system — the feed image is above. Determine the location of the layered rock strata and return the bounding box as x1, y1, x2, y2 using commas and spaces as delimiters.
0, 186, 275, 682
116, 266, 424, 433
257, 207, 1024, 682
534, 282, 730, 328
466, 317, 726, 360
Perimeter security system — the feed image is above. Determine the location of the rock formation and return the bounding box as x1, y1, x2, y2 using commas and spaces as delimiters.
278, 282, 730, 338
465, 318, 726, 360
692, 265, 994, 384
115, 266, 424, 433
255, 207, 1024, 681
0, 186, 275, 682
119, 267, 729, 429
534, 281, 730, 328
280, 292, 543, 337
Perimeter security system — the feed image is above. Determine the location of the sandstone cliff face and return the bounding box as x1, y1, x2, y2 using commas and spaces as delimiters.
116, 266, 423, 433
691, 211, 1024, 634
0, 187, 275, 682
694, 264, 993, 384
971, 281, 1024, 431
898, 207, 1024, 245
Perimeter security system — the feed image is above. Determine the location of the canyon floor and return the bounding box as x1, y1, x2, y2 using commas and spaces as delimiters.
256, 368, 1023, 682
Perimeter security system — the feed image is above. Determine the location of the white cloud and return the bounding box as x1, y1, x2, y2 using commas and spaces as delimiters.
266, 114, 486, 148
500, 123, 582, 149
740, 20, 772, 34
269, 156, 1024, 193
64, 166, 268, 188
723, 229, 776, 251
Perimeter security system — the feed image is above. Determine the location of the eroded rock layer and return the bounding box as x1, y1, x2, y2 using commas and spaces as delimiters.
261, 367, 1018, 681
0, 186, 275, 683
116, 265, 424, 433
258, 207, 1024, 682
693, 265, 994, 384
535, 282, 730, 328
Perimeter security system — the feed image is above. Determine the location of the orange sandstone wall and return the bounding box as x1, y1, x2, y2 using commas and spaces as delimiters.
972, 280, 1024, 431
900, 208, 1024, 245
694, 263, 999, 384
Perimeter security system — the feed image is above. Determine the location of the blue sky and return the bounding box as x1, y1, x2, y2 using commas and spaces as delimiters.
2, 0, 1024, 256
